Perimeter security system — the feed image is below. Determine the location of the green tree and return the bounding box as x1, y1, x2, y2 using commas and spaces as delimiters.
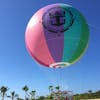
88, 90, 92, 98
30, 90, 36, 100
49, 85, 53, 95
55, 86, 60, 92
38, 96, 45, 100
17, 98, 24, 100
49, 86, 53, 94
0, 86, 8, 100
88, 90, 92, 94
55, 86, 60, 99
22, 85, 29, 100
7, 91, 18, 100
48, 85, 54, 99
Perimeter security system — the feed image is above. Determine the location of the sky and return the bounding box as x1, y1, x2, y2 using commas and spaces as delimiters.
0, 0, 100, 99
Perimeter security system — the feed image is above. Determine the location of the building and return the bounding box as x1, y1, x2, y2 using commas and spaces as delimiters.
52, 91, 73, 100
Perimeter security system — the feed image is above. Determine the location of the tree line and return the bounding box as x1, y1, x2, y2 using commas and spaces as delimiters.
0, 85, 62, 100
74, 90, 100, 100
0, 85, 36, 100
0, 85, 100, 100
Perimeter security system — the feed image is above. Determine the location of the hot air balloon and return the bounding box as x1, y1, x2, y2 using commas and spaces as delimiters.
25, 3, 89, 68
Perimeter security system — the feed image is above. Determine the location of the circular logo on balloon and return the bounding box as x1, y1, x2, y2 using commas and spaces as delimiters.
42, 7, 74, 35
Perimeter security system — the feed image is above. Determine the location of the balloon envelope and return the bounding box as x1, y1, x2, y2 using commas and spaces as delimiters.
25, 3, 89, 68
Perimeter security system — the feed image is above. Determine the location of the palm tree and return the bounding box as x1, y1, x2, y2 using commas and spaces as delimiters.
30, 90, 36, 100
55, 86, 60, 92
48, 85, 54, 99
55, 86, 60, 99
22, 85, 29, 100
88, 90, 92, 94
0, 86, 8, 100
7, 91, 18, 100
49, 85, 53, 94
88, 90, 92, 98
